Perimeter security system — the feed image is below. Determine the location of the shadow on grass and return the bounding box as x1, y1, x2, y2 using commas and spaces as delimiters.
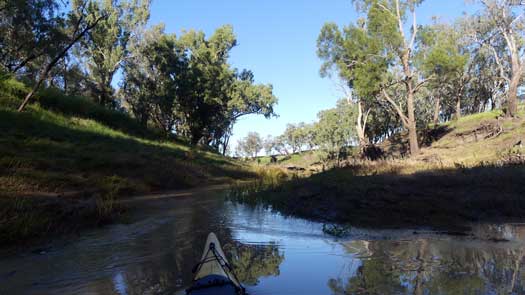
382, 125, 454, 158
37, 88, 163, 140
0, 105, 254, 246
231, 163, 525, 232
0, 107, 253, 194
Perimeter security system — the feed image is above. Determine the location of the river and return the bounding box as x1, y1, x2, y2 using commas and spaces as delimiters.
1, 189, 524, 294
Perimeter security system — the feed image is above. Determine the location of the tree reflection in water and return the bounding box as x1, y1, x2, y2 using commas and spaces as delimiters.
329, 226, 525, 295
100, 240, 285, 294
224, 241, 285, 286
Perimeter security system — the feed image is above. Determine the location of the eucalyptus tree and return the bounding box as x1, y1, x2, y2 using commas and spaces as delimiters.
121, 25, 277, 148
75, 0, 151, 107
0, 0, 63, 74
282, 123, 304, 153
263, 135, 276, 156
467, 45, 503, 112
418, 22, 470, 120
0, 0, 104, 110
303, 123, 318, 150
273, 135, 290, 155
174, 26, 276, 147
237, 132, 263, 158
15, 1, 105, 111
318, 0, 434, 155
121, 24, 183, 134
314, 99, 357, 161
365, 101, 402, 143
317, 23, 379, 150
218, 69, 277, 153
470, 0, 524, 117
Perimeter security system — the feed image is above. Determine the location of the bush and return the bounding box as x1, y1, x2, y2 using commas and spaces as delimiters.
0, 74, 29, 102
36, 87, 162, 139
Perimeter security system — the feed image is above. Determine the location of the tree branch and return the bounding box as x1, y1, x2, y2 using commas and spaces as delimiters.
413, 75, 434, 93
395, 0, 407, 49
488, 45, 510, 82
18, 13, 106, 111
376, 3, 396, 18
381, 88, 408, 127
409, 7, 418, 51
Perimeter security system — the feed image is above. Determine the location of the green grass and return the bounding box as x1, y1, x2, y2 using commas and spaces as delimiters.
37, 88, 164, 139
252, 150, 327, 168
420, 106, 525, 165
0, 86, 253, 245
228, 166, 290, 203
1, 97, 251, 194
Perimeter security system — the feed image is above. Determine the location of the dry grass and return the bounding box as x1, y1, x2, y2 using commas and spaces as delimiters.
228, 166, 290, 204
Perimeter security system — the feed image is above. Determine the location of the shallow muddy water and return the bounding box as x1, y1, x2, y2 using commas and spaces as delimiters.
1, 191, 525, 294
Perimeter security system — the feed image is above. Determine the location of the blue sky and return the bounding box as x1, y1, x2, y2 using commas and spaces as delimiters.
148, 0, 479, 148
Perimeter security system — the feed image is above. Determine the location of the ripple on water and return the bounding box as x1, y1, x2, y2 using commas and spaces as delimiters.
1, 197, 525, 295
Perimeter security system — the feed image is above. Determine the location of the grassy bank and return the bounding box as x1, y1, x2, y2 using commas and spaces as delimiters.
234, 164, 525, 231
252, 150, 325, 167
0, 90, 253, 246
232, 107, 525, 233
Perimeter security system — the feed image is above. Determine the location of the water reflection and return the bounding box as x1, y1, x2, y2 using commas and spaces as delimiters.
225, 242, 284, 286
0, 192, 524, 295
330, 234, 525, 294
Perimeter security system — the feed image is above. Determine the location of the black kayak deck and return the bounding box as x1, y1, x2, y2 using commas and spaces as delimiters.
186, 274, 240, 295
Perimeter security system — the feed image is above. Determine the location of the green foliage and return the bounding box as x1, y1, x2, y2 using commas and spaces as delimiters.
318, 22, 389, 98
36, 87, 160, 139
366, 1, 403, 53
282, 123, 307, 153
74, 0, 151, 107
263, 99, 356, 161
122, 25, 277, 148
228, 166, 289, 205
418, 23, 469, 79
0, 89, 252, 196
226, 242, 284, 285
0, 0, 65, 73
236, 131, 264, 158
0, 74, 29, 101
121, 24, 182, 134
314, 100, 357, 159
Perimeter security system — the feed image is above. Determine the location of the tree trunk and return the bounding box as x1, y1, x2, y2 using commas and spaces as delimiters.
98, 79, 112, 107
356, 101, 369, 148
432, 96, 440, 125
407, 117, 419, 155
401, 44, 419, 155
190, 127, 203, 145
63, 61, 68, 94
222, 134, 230, 156
455, 95, 461, 120
413, 239, 428, 295
507, 62, 520, 117
18, 79, 45, 112
406, 83, 419, 155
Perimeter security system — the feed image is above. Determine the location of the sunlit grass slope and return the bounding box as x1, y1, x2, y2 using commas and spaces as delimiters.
1, 93, 251, 196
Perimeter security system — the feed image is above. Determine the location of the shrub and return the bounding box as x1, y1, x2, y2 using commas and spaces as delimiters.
0, 74, 29, 102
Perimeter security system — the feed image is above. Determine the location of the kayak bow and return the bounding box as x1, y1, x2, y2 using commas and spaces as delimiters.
186, 233, 245, 295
